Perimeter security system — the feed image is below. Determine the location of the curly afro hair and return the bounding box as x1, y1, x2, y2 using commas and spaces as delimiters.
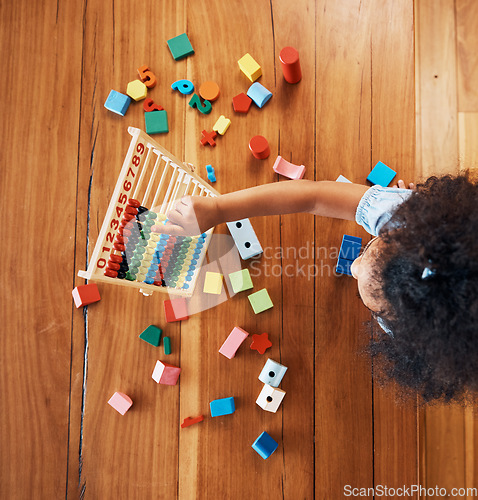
368, 171, 478, 404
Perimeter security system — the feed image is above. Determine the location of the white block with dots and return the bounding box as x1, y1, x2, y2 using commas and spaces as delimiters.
258, 358, 288, 387
256, 384, 286, 413
226, 219, 263, 260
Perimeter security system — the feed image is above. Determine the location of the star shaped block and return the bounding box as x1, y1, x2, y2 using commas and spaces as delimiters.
250, 332, 272, 354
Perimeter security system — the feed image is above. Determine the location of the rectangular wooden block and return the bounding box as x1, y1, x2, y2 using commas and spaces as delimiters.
72, 283, 101, 308
210, 397, 235, 417
219, 326, 249, 359
226, 219, 263, 260
228, 268, 253, 294
152, 360, 181, 385
237, 53, 262, 82
164, 298, 189, 322
248, 288, 273, 314
203, 271, 223, 294
108, 392, 133, 415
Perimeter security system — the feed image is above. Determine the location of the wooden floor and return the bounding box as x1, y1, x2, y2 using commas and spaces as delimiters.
0, 0, 475, 498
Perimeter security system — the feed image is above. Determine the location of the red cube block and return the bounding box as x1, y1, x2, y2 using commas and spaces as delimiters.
72, 283, 101, 308
164, 298, 189, 322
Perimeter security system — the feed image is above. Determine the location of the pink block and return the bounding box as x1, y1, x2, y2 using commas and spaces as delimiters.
272, 156, 306, 180
152, 360, 181, 385
219, 327, 249, 359
108, 392, 133, 415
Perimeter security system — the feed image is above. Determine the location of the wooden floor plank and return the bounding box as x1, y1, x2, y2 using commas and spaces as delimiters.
0, 0, 84, 497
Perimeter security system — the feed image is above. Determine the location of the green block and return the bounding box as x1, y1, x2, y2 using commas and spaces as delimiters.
228, 268, 253, 294
139, 325, 162, 347
248, 288, 273, 314
167, 33, 194, 61
163, 336, 171, 355
145, 110, 169, 134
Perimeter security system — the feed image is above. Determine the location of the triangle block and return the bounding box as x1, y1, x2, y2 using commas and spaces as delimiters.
139, 325, 162, 347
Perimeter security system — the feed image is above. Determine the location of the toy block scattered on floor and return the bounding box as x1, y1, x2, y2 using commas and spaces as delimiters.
164, 298, 189, 322
181, 415, 204, 428
336, 174, 352, 183
145, 110, 169, 134
204, 271, 223, 294
232, 92, 252, 113
137, 64, 157, 88
143, 97, 163, 112
252, 431, 278, 460
249, 135, 270, 159
256, 384, 286, 413
228, 268, 253, 294
139, 325, 162, 347
108, 392, 133, 415
279, 46, 302, 84
200, 129, 217, 147
219, 326, 249, 359
171, 79, 194, 95
163, 336, 171, 355
238, 53, 262, 82
199, 81, 220, 101
226, 219, 263, 260
248, 288, 273, 314
213, 115, 231, 135
104, 90, 131, 116
206, 164, 216, 183
126, 80, 148, 101
336, 234, 362, 277
247, 82, 272, 108
152, 360, 181, 385
272, 156, 305, 179
72, 283, 101, 308
189, 93, 212, 114
258, 358, 287, 387
210, 396, 235, 417
167, 33, 194, 60
367, 161, 396, 187
250, 332, 272, 354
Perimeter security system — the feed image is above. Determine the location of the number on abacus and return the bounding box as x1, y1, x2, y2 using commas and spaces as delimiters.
118, 193, 127, 204
110, 219, 119, 230
102, 246, 110, 253
132, 156, 140, 167
106, 232, 114, 243
97, 258, 106, 269
137, 143, 145, 154
123, 180, 131, 191
116, 206, 123, 218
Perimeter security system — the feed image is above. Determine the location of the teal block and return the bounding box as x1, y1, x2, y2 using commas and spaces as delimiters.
167, 33, 194, 61
163, 336, 171, 355
248, 288, 273, 314
104, 90, 131, 116
210, 397, 235, 417
252, 431, 278, 459
228, 269, 253, 294
145, 110, 169, 134
139, 325, 162, 347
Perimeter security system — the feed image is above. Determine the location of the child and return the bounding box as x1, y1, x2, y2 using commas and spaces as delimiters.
154, 173, 478, 404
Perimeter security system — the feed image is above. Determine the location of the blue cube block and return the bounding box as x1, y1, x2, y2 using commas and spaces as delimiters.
210, 397, 235, 417
339, 235, 362, 261
336, 257, 353, 276
367, 161, 396, 187
247, 82, 272, 108
104, 90, 131, 116
252, 431, 278, 459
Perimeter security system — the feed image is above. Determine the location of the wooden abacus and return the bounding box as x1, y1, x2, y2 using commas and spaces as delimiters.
78, 127, 219, 297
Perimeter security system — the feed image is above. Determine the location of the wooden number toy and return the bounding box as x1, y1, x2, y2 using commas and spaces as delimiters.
78, 127, 220, 297
143, 98, 163, 112
137, 65, 157, 88
171, 79, 194, 95
188, 93, 212, 114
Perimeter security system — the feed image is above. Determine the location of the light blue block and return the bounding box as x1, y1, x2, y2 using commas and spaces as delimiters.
252, 431, 278, 460
258, 358, 287, 388
210, 397, 235, 417
206, 165, 216, 183
226, 218, 263, 260
366, 161, 396, 187
207, 172, 216, 183
104, 90, 131, 116
247, 82, 272, 108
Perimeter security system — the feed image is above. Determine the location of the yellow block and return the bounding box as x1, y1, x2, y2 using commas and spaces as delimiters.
238, 53, 262, 82
126, 80, 148, 101
203, 271, 223, 295
213, 115, 231, 135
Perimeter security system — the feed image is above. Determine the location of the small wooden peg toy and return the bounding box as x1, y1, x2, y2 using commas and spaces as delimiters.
181, 415, 204, 428
279, 46, 302, 83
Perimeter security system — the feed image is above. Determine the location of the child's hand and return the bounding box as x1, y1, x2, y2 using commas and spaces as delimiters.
152, 196, 219, 236
392, 179, 415, 190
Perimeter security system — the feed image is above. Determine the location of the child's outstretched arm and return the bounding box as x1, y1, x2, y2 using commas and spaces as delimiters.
156, 180, 370, 236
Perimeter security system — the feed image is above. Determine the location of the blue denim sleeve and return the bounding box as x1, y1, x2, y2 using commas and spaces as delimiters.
355, 185, 413, 236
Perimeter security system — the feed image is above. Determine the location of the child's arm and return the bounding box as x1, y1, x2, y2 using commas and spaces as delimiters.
157, 180, 370, 236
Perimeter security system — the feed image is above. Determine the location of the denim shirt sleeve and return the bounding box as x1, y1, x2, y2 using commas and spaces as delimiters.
355, 185, 413, 236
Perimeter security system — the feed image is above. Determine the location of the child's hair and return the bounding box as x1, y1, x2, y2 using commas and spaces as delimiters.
367, 170, 478, 404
